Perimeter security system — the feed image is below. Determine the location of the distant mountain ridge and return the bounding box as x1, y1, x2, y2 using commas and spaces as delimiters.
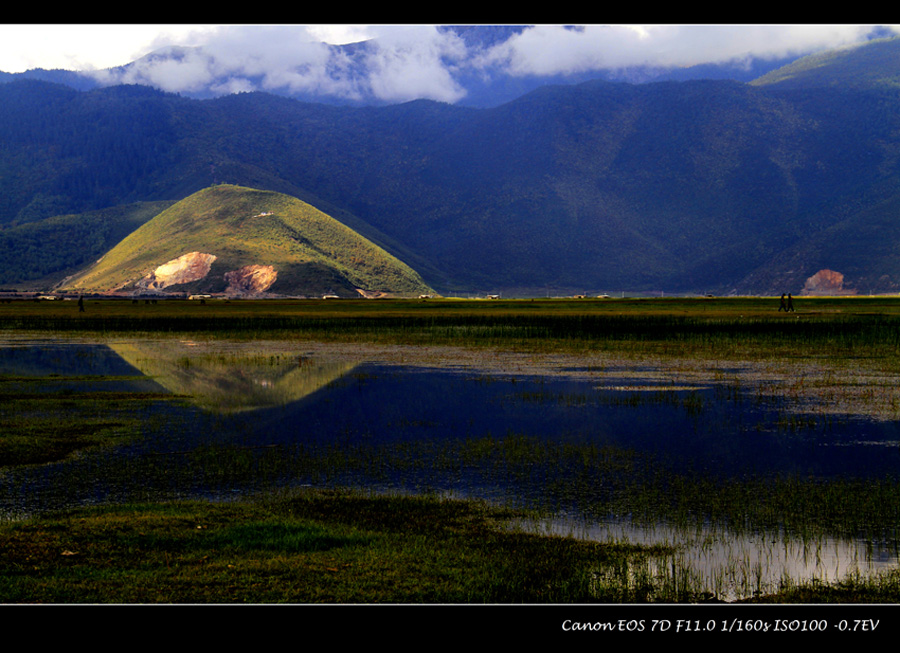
2, 35, 900, 295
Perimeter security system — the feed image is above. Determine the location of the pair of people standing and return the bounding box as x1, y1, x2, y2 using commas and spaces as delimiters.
778, 293, 794, 312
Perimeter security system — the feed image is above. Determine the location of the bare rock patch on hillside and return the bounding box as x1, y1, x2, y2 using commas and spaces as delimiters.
136, 252, 217, 290
225, 264, 277, 295
802, 269, 856, 295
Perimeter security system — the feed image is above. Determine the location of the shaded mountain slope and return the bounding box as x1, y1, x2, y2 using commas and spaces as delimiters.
738, 187, 900, 295
0, 200, 173, 288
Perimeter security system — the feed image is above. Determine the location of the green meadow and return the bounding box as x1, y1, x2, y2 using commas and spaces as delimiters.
3, 294, 900, 603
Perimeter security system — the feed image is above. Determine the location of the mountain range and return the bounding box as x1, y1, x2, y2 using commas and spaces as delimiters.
3, 32, 900, 296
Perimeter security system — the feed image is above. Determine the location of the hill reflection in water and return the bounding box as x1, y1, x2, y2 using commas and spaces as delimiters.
109, 340, 359, 413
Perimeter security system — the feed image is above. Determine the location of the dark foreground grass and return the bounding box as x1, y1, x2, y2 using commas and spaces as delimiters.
0, 490, 677, 604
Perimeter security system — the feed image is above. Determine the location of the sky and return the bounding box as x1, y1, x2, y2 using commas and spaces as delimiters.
0, 24, 897, 103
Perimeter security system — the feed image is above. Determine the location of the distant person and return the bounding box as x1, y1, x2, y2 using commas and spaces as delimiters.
778, 293, 787, 311
787, 293, 795, 312
78, 295, 84, 312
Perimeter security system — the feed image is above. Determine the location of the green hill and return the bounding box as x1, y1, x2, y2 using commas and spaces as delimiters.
751, 36, 900, 90
63, 185, 433, 298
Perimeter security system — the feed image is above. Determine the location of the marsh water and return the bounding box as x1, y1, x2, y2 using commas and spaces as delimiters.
2, 337, 900, 600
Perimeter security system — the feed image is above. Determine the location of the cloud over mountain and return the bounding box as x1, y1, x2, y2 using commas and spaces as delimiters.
479, 25, 885, 74
89, 25, 471, 103
84, 24, 898, 105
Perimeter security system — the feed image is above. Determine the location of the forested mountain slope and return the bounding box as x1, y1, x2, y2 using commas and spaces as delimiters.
2, 37, 900, 294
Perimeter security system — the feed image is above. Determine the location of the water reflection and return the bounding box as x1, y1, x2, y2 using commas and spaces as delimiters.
110, 340, 358, 412
1, 338, 899, 601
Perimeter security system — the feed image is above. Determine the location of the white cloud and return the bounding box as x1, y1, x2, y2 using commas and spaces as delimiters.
358, 26, 469, 103
478, 25, 892, 76
305, 25, 374, 45
0, 24, 202, 73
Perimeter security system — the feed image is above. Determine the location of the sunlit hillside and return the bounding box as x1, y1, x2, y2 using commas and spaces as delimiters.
64, 185, 433, 298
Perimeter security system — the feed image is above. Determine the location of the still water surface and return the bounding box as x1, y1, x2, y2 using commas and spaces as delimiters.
2, 338, 899, 600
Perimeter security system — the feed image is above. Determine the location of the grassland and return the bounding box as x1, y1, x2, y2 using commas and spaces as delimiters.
3, 294, 900, 604
0, 489, 686, 604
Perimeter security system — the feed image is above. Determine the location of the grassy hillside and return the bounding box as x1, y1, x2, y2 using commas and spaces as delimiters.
64, 185, 433, 297
751, 36, 900, 90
